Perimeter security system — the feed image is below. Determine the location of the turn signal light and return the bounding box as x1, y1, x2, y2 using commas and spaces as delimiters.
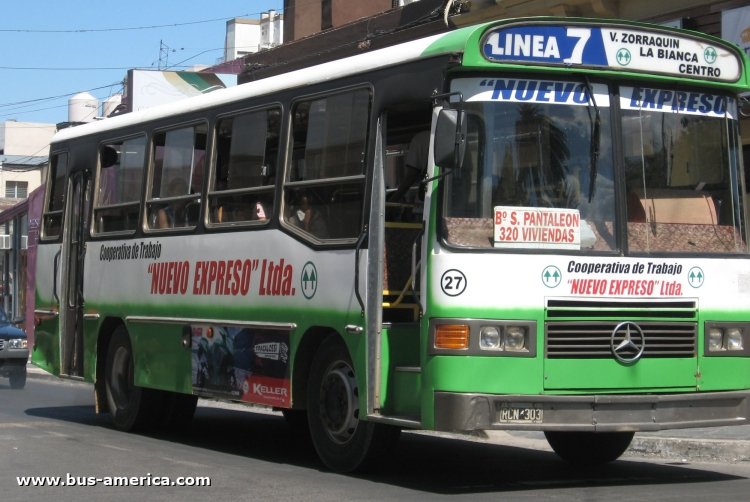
434, 324, 470, 350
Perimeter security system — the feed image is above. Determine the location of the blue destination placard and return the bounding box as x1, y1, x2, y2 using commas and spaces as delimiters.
481, 25, 741, 82
484, 26, 607, 65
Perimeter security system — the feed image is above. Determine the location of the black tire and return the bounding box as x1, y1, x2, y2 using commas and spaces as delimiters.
9, 368, 26, 389
545, 431, 635, 466
282, 408, 309, 433
161, 392, 198, 430
307, 335, 399, 472
104, 327, 158, 431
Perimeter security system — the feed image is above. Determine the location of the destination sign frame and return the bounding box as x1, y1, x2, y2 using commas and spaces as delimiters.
481, 24, 742, 83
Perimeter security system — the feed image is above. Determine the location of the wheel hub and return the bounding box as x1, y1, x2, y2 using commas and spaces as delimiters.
319, 361, 359, 444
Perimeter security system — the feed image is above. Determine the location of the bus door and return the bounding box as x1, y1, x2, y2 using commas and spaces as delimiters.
365, 110, 427, 422
59, 170, 90, 378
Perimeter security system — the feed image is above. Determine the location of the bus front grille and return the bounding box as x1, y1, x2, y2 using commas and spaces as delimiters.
545, 321, 696, 358
545, 299, 697, 358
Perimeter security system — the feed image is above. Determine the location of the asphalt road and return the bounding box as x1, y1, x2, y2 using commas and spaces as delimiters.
2, 377, 750, 501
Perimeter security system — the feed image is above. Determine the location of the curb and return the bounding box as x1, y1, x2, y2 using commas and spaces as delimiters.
26, 363, 56, 380
444, 430, 750, 465
627, 436, 750, 463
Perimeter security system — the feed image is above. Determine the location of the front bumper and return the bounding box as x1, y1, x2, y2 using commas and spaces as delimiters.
0, 348, 29, 376
434, 390, 750, 432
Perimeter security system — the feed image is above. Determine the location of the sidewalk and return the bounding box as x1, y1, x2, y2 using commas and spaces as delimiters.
25, 362, 750, 463
484, 426, 750, 464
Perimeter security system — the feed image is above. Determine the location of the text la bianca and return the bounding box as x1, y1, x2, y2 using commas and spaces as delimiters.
146, 258, 296, 297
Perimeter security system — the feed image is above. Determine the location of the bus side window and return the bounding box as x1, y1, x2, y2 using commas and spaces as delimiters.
93, 136, 146, 235
147, 124, 206, 230
283, 89, 370, 240
209, 107, 280, 225
42, 152, 68, 239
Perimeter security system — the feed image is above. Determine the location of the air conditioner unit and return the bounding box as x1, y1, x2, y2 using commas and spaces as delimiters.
0, 235, 11, 250
21, 236, 28, 250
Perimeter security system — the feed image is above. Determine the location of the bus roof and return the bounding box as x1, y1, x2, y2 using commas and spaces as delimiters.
52, 16, 749, 144
51, 29, 461, 144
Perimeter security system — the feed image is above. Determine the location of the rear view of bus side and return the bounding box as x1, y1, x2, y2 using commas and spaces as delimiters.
32, 16, 750, 472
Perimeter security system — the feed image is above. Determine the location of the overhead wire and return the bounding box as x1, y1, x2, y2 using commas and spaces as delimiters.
0, 7, 283, 120
0, 12, 259, 33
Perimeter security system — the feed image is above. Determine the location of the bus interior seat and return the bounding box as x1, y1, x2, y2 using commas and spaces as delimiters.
630, 189, 717, 224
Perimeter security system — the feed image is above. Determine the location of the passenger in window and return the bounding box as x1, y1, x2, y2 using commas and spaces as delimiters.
290, 192, 327, 238
254, 201, 267, 220
156, 178, 188, 228
229, 200, 267, 223
389, 130, 430, 203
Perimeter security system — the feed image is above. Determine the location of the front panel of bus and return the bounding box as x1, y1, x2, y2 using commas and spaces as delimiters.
422, 21, 750, 430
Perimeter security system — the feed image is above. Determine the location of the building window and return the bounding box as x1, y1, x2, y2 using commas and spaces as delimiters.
5, 181, 28, 198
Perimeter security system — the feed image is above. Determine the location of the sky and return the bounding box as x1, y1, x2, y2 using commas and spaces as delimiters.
0, 0, 283, 126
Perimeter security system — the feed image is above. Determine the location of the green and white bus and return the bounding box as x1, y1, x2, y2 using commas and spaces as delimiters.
33, 16, 750, 472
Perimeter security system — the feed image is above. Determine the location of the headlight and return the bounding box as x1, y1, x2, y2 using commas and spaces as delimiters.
8, 338, 27, 349
726, 328, 744, 351
430, 320, 536, 357
705, 324, 749, 355
505, 326, 527, 352
708, 328, 725, 351
479, 326, 502, 350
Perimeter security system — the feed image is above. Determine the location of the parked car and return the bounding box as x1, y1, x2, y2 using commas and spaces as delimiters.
0, 308, 27, 389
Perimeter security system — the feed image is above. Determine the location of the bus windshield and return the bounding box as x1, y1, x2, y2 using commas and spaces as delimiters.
441, 78, 748, 255
621, 86, 746, 254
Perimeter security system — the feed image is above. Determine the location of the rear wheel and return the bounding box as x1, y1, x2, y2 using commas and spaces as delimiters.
9, 368, 26, 389
545, 431, 635, 466
307, 335, 399, 472
104, 327, 158, 431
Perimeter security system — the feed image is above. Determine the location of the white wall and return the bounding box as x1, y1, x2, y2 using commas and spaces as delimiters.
225, 18, 261, 61
0, 122, 55, 156
1, 169, 42, 199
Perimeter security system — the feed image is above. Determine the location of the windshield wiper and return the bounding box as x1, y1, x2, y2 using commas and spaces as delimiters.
583, 76, 601, 203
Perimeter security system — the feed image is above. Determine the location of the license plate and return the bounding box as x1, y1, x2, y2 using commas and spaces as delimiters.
496, 403, 543, 424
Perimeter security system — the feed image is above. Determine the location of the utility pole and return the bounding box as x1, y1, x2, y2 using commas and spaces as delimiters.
158, 40, 169, 70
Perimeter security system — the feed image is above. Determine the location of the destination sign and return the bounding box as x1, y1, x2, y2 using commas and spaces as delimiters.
620, 86, 736, 118
493, 206, 581, 250
482, 25, 741, 82
451, 77, 609, 106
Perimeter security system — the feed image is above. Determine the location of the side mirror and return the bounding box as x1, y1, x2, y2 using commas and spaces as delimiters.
434, 108, 467, 171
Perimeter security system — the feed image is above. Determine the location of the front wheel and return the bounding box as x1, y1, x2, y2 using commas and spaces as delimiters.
545, 431, 635, 466
307, 335, 399, 472
104, 327, 158, 431
9, 368, 26, 389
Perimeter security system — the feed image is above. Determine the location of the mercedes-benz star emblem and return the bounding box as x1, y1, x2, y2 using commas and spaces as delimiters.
611, 321, 645, 363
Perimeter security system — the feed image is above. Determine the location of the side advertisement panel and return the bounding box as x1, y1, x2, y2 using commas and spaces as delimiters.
191, 326, 291, 407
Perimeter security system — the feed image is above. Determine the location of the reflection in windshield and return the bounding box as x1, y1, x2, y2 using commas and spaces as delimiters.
621, 87, 746, 254
443, 79, 615, 251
